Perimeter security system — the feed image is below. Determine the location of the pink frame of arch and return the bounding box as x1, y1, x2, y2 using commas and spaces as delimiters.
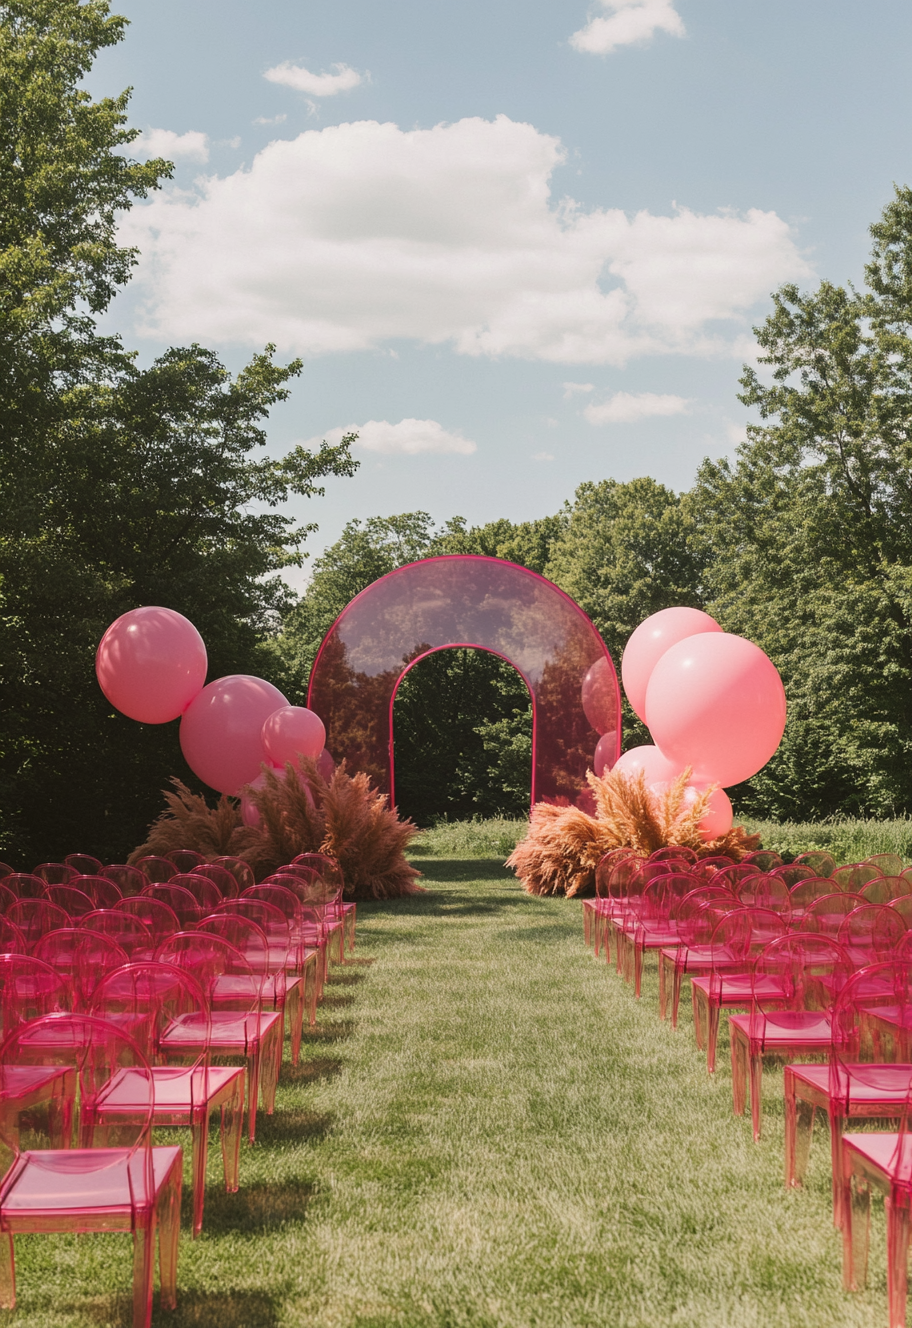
307, 555, 621, 809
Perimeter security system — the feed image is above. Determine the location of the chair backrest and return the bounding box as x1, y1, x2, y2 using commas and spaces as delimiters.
792, 850, 837, 878
831, 862, 883, 891
788, 877, 837, 912
831, 961, 912, 1080
594, 849, 636, 896
0, 863, 12, 879
708, 907, 787, 972
648, 846, 697, 865
45, 885, 95, 919
893, 897, 912, 931
192, 864, 238, 898
796, 892, 865, 938
750, 933, 851, 1014
837, 904, 906, 960
80, 910, 152, 957
33, 928, 129, 1009
866, 853, 905, 878
0, 917, 26, 955
134, 855, 176, 883
737, 872, 792, 921
742, 850, 783, 871
8, 898, 71, 947
674, 888, 739, 947
710, 864, 762, 892
155, 931, 259, 1012
206, 856, 255, 893
100, 864, 148, 896
31, 863, 76, 885
0, 883, 16, 914
141, 882, 201, 928
638, 873, 696, 924
168, 873, 221, 912
4, 873, 48, 900
774, 863, 817, 888
212, 898, 291, 949
688, 855, 735, 885
115, 895, 181, 943
166, 849, 205, 872
291, 852, 344, 893
70, 875, 122, 909
860, 876, 908, 905
90, 960, 210, 1066
0, 953, 71, 1037
64, 853, 103, 875
242, 883, 302, 929
198, 913, 273, 972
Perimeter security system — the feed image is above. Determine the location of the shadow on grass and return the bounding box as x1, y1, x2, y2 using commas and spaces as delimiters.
80, 1288, 282, 1328
255, 1108, 334, 1145
407, 858, 513, 883
281, 1056, 343, 1086
202, 1176, 317, 1234
320, 992, 355, 1010
301, 1019, 355, 1044
326, 970, 368, 987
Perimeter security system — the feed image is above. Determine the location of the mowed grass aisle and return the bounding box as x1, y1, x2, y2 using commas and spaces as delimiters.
10, 861, 895, 1326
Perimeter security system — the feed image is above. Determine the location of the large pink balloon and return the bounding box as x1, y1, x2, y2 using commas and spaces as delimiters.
613, 744, 684, 784
262, 706, 326, 767
645, 633, 786, 788
621, 607, 722, 723
652, 782, 734, 841
96, 606, 207, 724
593, 731, 618, 777
180, 675, 289, 795
581, 656, 616, 734
316, 748, 336, 783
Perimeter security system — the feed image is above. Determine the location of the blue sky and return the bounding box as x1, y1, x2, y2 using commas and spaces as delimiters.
89, 0, 912, 584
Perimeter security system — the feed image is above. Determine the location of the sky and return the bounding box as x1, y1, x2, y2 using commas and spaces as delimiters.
88, 0, 912, 588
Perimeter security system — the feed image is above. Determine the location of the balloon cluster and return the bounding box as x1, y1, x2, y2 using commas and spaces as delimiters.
95, 608, 330, 811
589, 607, 787, 841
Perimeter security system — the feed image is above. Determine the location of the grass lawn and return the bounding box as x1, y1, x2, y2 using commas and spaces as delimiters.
10, 859, 896, 1326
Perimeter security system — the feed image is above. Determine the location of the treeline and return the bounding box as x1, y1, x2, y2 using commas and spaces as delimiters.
5, 3, 912, 862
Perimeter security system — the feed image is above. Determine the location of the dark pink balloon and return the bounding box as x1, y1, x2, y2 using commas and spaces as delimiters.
95, 606, 207, 724
613, 744, 683, 784
593, 732, 618, 777
581, 656, 616, 734
645, 633, 786, 788
262, 706, 326, 767
316, 748, 335, 782
621, 607, 722, 723
179, 675, 289, 795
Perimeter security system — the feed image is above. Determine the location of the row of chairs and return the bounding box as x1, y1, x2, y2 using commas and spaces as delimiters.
583, 844, 912, 1328
0, 847, 355, 1326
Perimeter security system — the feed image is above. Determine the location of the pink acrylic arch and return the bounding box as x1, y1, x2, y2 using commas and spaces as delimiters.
306, 555, 621, 808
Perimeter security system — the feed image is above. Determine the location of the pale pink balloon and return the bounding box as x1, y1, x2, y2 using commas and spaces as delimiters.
648, 780, 733, 841
262, 706, 326, 767
613, 744, 684, 784
179, 675, 289, 795
621, 607, 722, 723
645, 633, 786, 788
593, 731, 618, 777
581, 656, 617, 734
96, 606, 207, 724
316, 748, 336, 782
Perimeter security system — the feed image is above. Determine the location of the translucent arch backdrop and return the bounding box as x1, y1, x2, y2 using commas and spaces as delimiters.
307, 555, 621, 809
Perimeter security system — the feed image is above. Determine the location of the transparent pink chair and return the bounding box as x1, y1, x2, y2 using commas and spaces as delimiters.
865, 853, 905, 878
796, 892, 866, 940
690, 907, 788, 1072
207, 855, 255, 894
789, 876, 839, 922
0, 885, 16, 916
793, 850, 837, 877
45, 884, 95, 919
134, 855, 176, 883
841, 1074, 912, 1323
267, 871, 343, 975
3, 874, 48, 900
154, 932, 283, 1142
8, 899, 70, 949
617, 873, 694, 996
775, 862, 818, 888
63, 853, 102, 875
141, 882, 201, 929
90, 962, 244, 1238
0, 866, 11, 880
115, 895, 181, 948
71, 874, 123, 909
657, 888, 738, 1026
80, 910, 154, 961
0, 954, 71, 1033
837, 904, 906, 970
169, 872, 221, 913
33, 928, 128, 1010
584, 849, 635, 952
0, 1012, 182, 1327
648, 846, 697, 865
742, 850, 784, 871
862, 876, 912, 905
729, 934, 851, 1140
833, 862, 884, 891
166, 849, 204, 872
101, 864, 148, 896
737, 872, 792, 922
31, 863, 75, 885
601, 859, 657, 971
688, 855, 735, 884
0, 920, 26, 956
784, 961, 912, 1227
710, 863, 761, 893
193, 864, 239, 899
241, 884, 322, 1024
290, 852, 354, 955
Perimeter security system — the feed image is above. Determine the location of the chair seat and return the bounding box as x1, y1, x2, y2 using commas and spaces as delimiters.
692, 974, 785, 1005
843, 1130, 912, 1182
97, 1065, 244, 1113
789, 1061, 912, 1106
161, 1010, 281, 1054
0, 1145, 182, 1221
730, 1010, 831, 1050
0, 1066, 71, 1099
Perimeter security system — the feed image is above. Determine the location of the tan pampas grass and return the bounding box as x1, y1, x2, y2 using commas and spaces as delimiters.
507, 767, 761, 896
130, 760, 422, 900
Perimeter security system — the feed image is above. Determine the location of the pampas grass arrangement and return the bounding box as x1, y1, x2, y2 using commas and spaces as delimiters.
506, 767, 760, 897
130, 758, 422, 900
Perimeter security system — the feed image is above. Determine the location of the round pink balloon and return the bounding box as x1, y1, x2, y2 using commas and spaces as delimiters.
96, 606, 207, 724
262, 706, 326, 768
581, 656, 616, 734
645, 633, 786, 788
180, 675, 289, 795
240, 769, 282, 828
316, 748, 335, 783
613, 744, 684, 784
678, 784, 734, 841
593, 731, 618, 777
621, 607, 722, 723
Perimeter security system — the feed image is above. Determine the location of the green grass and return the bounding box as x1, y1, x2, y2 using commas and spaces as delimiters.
7, 857, 897, 1326
409, 818, 528, 858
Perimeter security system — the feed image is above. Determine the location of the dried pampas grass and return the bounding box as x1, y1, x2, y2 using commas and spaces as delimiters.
130, 759, 422, 900
506, 767, 760, 897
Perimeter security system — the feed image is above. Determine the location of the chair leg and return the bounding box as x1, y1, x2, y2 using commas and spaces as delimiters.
132, 1215, 156, 1328
633, 941, 644, 998
157, 1157, 182, 1311
731, 1025, 748, 1118
190, 1108, 211, 1239
784, 1075, 815, 1189
345, 906, 356, 954
843, 1168, 870, 1292
221, 1073, 244, 1192
692, 984, 707, 1052
887, 1192, 911, 1328
658, 952, 669, 1019
671, 962, 684, 1030
305, 958, 318, 1028
286, 979, 304, 1066
749, 1051, 764, 1141
705, 1001, 721, 1074
246, 1052, 260, 1144
830, 1111, 846, 1228
260, 1021, 282, 1115
0, 1233, 15, 1310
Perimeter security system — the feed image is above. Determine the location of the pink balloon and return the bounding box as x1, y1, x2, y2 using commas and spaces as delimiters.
96, 607, 207, 724
316, 748, 335, 782
262, 706, 326, 767
180, 675, 289, 795
645, 633, 786, 788
621, 607, 722, 722
581, 656, 616, 734
649, 781, 733, 840
593, 731, 618, 777
613, 744, 683, 784
239, 766, 314, 827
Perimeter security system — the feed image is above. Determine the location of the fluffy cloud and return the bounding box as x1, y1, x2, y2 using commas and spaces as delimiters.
570, 0, 685, 55
264, 62, 363, 96
308, 419, 477, 456
583, 391, 690, 423
563, 381, 595, 397
123, 114, 810, 365
133, 128, 209, 162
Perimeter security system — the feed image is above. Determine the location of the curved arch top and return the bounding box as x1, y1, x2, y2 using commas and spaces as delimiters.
306, 555, 621, 808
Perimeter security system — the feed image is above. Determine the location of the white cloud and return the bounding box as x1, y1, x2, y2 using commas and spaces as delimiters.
254, 113, 287, 126
133, 128, 209, 162
307, 419, 477, 456
123, 115, 811, 366
583, 391, 690, 423
264, 61, 363, 96
563, 381, 595, 397
570, 0, 685, 55
533, 450, 555, 461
